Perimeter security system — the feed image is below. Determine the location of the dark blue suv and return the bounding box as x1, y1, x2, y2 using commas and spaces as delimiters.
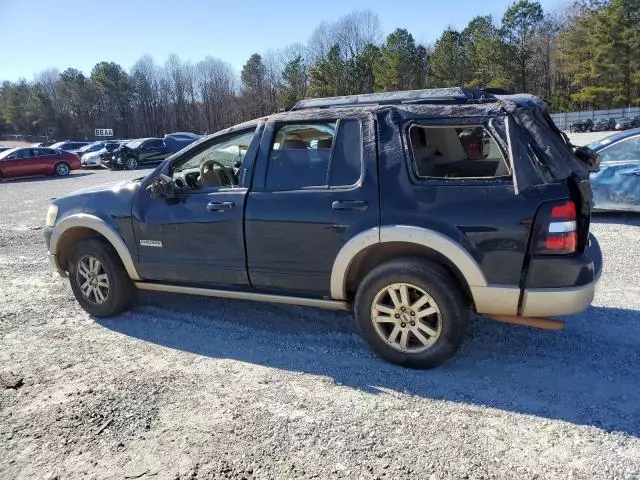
43, 88, 602, 368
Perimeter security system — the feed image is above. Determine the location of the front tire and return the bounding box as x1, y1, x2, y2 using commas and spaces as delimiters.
67, 238, 136, 317
54, 162, 70, 176
125, 156, 138, 170
354, 258, 469, 369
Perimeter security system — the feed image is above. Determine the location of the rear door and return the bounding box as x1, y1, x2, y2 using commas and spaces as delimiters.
245, 115, 379, 295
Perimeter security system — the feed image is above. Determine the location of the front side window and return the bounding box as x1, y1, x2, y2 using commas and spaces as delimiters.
145, 139, 164, 149
408, 124, 510, 179
15, 149, 34, 159
266, 122, 336, 191
171, 130, 255, 190
598, 136, 640, 162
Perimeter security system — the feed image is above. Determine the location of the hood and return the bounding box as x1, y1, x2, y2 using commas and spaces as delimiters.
68, 178, 140, 196
53, 178, 142, 222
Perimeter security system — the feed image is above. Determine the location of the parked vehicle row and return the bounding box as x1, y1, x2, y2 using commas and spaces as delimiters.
0, 132, 200, 180
569, 116, 640, 132
101, 133, 200, 170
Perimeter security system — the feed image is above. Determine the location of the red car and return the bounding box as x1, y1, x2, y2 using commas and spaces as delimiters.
0, 147, 80, 179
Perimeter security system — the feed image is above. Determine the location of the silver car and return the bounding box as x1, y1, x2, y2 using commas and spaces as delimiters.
589, 130, 640, 212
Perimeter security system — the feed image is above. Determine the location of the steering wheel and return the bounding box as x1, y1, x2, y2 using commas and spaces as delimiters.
200, 159, 233, 185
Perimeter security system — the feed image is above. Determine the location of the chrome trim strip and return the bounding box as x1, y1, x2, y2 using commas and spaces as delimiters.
548, 221, 576, 233
135, 282, 351, 310
50, 214, 141, 281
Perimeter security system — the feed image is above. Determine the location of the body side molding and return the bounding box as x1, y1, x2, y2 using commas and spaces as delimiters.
50, 213, 141, 281
135, 282, 350, 310
330, 225, 489, 301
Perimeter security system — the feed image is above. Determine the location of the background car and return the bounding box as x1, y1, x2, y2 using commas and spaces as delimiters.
0, 147, 80, 179
587, 128, 640, 212
592, 117, 617, 131
31, 141, 56, 148
49, 141, 90, 153
614, 117, 640, 130
569, 118, 594, 132
77, 141, 118, 159
81, 141, 124, 168
104, 133, 199, 170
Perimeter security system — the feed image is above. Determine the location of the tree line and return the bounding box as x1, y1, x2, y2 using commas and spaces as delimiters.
1, 0, 639, 140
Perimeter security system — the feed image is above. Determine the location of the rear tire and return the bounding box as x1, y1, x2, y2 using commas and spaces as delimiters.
54, 162, 70, 176
354, 258, 469, 369
67, 238, 136, 317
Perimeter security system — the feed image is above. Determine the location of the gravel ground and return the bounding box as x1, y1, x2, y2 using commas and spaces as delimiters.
1, 168, 639, 480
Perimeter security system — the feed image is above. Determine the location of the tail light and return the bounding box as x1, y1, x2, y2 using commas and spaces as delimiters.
532, 200, 578, 255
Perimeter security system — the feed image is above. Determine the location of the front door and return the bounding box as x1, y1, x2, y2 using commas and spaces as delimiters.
132, 127, 260, 286
2, 149, 36, 177
245, 116, 379, 295
138, 139, 168, 164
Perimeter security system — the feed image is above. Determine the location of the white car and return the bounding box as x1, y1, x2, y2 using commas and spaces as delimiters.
80, 149, 105, 168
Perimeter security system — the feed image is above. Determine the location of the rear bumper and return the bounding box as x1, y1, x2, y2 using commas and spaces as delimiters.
521, 233, 602, 317
473, 234, 602, 318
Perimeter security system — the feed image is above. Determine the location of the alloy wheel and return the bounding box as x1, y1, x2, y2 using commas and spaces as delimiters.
56, 163, 70, 176
370, 282, 442, 353
126, 158, 138, 170
75, 255, 110, 305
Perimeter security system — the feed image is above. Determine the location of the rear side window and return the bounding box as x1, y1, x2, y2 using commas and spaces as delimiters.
408, 125, 510, 179
266, 122, 336, 190
265, 120, 363, 191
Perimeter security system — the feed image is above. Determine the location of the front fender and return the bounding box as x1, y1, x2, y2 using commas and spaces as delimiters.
50, 213, 141, 280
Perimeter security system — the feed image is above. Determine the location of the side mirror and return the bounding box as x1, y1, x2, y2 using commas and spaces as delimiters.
146, 174, 175, 199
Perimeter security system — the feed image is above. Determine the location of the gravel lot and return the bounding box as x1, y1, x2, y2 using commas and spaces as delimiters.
1, 163, 639, 480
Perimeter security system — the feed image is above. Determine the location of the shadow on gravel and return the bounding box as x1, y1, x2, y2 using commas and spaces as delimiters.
0, 172, 95, 183
98, 293, 640, 437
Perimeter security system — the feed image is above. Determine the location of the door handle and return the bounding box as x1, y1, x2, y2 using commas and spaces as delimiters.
207, 201, 235, 212
332, 200, 368, 212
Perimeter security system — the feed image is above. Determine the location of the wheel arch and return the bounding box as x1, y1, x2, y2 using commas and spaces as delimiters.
50, 214, 141, 280
331, 226, 488, 303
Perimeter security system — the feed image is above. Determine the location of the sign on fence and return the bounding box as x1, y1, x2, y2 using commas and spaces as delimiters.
95, 128, 114, 137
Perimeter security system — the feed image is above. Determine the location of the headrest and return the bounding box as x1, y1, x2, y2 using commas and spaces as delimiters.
282, 139, 308, 150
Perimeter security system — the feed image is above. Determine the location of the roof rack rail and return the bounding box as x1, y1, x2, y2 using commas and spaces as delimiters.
291, 87, 498, 110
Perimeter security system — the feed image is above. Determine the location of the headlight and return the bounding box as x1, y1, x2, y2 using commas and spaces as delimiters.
46, 205, 58, 228
112, 155, 116, 160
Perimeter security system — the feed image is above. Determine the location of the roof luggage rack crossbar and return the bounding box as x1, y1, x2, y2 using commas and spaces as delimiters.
291, 87, 500, 111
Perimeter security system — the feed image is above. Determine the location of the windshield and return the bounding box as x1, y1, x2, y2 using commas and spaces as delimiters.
80, 142, 101, 152
126, 139, 145, 149
0, 148, 17, 160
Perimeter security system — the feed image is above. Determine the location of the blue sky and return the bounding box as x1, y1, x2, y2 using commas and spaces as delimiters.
0, 0, 564, 82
